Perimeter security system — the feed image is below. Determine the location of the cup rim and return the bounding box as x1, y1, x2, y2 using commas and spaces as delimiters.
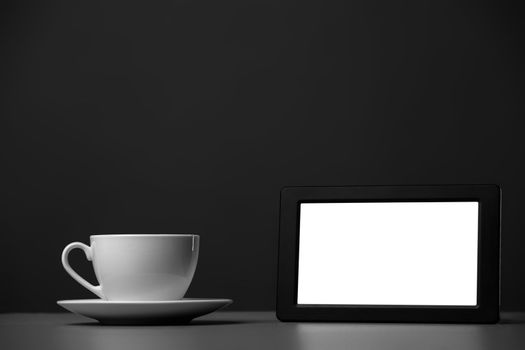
90, 234, 198, 238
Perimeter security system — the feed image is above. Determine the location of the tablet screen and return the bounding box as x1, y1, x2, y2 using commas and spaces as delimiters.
297, 201, 479, 306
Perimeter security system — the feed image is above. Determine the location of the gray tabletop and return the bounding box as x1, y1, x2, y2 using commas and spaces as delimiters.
1, 312, 525, 350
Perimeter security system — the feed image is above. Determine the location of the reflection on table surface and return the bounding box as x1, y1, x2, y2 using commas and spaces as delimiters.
1, 312, 525, 350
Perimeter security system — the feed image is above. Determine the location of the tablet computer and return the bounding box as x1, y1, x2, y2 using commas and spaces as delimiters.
276, 185, 500, 323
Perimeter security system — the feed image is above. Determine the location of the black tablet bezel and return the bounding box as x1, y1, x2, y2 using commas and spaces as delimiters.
276, 185, 500, 323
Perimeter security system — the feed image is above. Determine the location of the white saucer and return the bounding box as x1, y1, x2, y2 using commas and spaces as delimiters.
57, 298, 233, 325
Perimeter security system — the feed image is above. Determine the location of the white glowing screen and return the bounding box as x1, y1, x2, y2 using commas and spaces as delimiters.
297, 202, 479, 306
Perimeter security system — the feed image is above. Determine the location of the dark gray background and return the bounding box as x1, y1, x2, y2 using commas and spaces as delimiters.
1, 0, 524, 312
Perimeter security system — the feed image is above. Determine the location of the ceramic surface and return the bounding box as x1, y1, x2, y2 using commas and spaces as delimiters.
61, 234, 199, 300
57, 298, 233, 324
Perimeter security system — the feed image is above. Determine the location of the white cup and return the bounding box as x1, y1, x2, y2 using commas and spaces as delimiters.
61, 234, 199, 301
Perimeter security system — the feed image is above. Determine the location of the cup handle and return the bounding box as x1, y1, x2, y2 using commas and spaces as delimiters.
61, 242, 104, 299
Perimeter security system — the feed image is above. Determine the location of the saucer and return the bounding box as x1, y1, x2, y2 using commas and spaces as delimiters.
57, 298, 233, 325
